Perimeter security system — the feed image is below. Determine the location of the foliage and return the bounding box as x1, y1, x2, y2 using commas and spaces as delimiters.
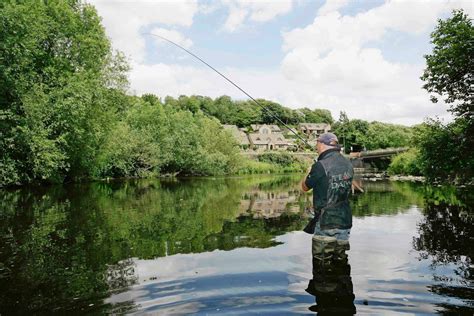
300, 108, 333, 124
0, 1, 241, 186
388, 149, 422, 176
421, 9, 473, 118
414, 118, 473, 183
417, 10, 473, 184
364, 122, 413, 150
163, 95, 334, 127
0, 0, 126, 185
237, 155, 307, 175
96, 98, 241, 178
332, 112, 412, 153
258, 152, 295, 166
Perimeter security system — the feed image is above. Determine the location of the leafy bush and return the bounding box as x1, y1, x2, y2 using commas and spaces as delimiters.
238, 154, 307, 175
414, 119, 473, 183
258, 152, 295, 166
388, 149, 422, 176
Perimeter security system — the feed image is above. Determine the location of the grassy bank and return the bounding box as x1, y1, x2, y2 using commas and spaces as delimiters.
236, 152, 309, 175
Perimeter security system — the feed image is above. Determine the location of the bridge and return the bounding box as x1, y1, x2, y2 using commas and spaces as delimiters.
349, 147, 408, 159
240, 147, 408, 159
349, 147, 408, 172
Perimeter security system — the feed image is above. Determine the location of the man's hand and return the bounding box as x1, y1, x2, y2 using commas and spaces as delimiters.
301, 165, 312, 192
351, 179, 364, 193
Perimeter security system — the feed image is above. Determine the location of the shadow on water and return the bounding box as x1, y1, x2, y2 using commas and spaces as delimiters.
0, 175, 472, 314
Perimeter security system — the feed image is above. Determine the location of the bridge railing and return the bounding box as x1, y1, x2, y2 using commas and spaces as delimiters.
350, 147, 408, 159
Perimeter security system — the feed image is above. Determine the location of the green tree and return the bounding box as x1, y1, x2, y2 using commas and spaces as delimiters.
365, 122, 412, 150
414, 119, 472, 182
421, 9, 473, 118
0, 0, 127, 186
388, 149, 422, 176
300, 108, 333, 124
418, 9, 473, 183
333, 113, 369, 153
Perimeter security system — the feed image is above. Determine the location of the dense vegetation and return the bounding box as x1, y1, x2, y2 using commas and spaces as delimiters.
331, 111, 413, 153
2, 2, 469, 186
390, 10, 473, 183
0, 0, 411, 187
417, 10, 473, 184
0, 1, 242, 186
163, 94, 334, 126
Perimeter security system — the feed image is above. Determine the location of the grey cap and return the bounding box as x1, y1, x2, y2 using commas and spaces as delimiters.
317, 132, 339, 146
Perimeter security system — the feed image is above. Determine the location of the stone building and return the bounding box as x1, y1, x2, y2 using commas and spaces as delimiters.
248, 124, 293, 151
299, 123, 331, 137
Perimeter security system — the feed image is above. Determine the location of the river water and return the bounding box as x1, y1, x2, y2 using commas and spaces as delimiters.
0, 175, 472, 315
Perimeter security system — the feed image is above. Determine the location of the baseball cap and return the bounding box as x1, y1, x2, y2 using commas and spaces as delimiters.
317, 132, 339, 146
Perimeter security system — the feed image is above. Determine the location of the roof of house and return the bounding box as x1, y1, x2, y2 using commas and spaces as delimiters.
299, 123, 330, 129
248, 132, 292, 146
250, 124, 281, 132
223, 124, 250, 145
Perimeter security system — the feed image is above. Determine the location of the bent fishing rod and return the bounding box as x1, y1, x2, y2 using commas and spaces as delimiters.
143, 33, 313, 150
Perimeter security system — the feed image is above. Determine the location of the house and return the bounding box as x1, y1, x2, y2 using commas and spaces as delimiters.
248, 124, 294, 151
250, 124, 281, 134
222, 125, 250, 148
239, 191, 299, 219
299, 123, 331, 137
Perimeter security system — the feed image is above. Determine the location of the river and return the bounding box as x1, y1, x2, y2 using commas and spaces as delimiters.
0, 175, 472, 315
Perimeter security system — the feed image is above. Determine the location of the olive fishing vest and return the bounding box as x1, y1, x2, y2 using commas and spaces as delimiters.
318, 151, 354, 230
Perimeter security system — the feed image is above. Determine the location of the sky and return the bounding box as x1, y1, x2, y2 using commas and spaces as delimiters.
87, 0, 473, 125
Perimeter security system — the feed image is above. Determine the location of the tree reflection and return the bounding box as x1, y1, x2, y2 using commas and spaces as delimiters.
0, 177, 432, 314
413, 185, 473, 312
0, 175, 308, 313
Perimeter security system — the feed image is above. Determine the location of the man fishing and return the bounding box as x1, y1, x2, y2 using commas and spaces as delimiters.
301, 132, 354, 238
301, 132, 356, 313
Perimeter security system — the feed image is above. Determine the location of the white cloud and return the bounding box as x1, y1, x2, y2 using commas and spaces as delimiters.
91, 0, 472, 125
223, 5, 248, 32
277, 0, 473, 124
317, 0, 350, 16
149, 27, 193, 49
128, 62, 283, 100
88, 0, 199, 61
222, 0, 295, 32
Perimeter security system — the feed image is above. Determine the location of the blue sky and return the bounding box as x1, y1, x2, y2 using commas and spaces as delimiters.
90, 0, 473, 125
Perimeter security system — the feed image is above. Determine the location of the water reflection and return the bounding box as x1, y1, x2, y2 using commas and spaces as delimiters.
413, 185, 473, 314
0, 176, 472, 314
306, 236, 355, 314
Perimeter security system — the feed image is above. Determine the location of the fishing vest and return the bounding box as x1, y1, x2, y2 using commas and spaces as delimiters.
318, 150, 354, 230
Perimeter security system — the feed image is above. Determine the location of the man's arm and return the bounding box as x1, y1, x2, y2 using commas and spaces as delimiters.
302, 162, 322, 192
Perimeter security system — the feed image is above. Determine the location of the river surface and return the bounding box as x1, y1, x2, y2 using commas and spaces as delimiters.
0, 175, 472, 315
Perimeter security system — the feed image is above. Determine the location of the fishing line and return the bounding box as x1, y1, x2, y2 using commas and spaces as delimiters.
143, 32, 313, 150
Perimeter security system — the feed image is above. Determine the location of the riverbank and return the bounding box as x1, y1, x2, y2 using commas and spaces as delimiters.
357, 173, 425, 182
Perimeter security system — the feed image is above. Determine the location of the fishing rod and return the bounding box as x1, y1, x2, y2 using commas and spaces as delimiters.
143, 33, 313, 150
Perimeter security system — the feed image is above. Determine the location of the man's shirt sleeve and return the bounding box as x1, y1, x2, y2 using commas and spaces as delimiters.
305, 161, 325, 190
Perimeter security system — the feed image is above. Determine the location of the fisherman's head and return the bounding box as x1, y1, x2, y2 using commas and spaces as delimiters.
316, 132, 340, 154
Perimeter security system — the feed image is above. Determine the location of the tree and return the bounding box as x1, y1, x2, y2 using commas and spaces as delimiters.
332, 112, 369, 153
0, 0, 127, 186
421, 9, 473, 118
300, 108, 333, 124
418, 9, 473, 183
364, 122, 412, 150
